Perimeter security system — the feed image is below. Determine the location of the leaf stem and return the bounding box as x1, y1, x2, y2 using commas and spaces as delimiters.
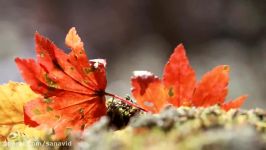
104, 92, 147, 112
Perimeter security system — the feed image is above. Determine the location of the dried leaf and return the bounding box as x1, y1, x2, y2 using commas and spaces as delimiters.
0, 81, 43, 141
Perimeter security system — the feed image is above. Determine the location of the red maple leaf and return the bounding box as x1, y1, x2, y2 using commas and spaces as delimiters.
131, 44, 247, 113
15, 27, 142, 139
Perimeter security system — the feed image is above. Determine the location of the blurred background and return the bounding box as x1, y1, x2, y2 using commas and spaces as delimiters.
0, 0, 265, 108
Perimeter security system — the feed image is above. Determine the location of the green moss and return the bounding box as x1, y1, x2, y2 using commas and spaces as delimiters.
74, 106, 266, 150
106, 97, 142, 129
4, 101, 266, 150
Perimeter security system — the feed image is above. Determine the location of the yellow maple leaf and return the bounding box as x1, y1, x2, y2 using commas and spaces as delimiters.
0, 81, 44, 141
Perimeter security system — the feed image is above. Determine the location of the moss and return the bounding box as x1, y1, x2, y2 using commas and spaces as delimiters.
106, 97, 142, 129
74, 106, 266, 150
4, 99, 266, 150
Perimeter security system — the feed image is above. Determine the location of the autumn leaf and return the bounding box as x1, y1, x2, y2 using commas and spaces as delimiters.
131, 71, 168, 113
15, 27, 143, 139
0, 81, 43, 141
163, 45, 196, 106
221, 95, 247, 111
131, 44, 247, 113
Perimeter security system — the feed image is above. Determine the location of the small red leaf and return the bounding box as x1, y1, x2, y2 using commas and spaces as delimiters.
192, 65, 229, 107
131, 44, 247, 113
221, 95, 248, 111
131, 71, 168, 113
163, 44, 196, 106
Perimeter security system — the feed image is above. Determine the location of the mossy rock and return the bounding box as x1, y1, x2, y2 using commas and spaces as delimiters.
74, 105, 266, 150
2, 99, 266, 150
